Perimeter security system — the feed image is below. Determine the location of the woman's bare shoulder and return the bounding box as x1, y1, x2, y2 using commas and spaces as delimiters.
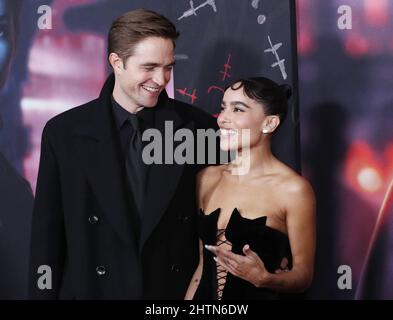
274, 163, 315, 200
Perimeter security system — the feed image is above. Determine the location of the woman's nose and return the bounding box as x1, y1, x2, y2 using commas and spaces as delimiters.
218, 109, 230, 126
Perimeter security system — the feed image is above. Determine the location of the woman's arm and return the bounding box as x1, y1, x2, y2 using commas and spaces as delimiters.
184, 239, 204, 300
260, 178, 316, 292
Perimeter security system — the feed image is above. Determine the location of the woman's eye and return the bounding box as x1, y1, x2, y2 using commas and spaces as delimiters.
219, 106, 225, 112
233, 107, 244, 112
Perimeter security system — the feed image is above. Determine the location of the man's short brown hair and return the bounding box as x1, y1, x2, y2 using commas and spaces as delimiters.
108, 9, 179, 62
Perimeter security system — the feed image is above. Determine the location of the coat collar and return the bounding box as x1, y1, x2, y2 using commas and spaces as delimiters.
72, 73, 193, 251
76, 73, 185, 141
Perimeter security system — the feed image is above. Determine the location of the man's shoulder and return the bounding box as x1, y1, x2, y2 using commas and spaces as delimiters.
168, 98, 218, 129
44, 98, 100, 134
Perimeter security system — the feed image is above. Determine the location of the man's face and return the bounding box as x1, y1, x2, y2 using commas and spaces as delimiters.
0, 0, 15, 89
113, 36, 175, 110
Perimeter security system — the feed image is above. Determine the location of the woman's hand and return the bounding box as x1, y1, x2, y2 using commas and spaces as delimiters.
205, 244, 270, 287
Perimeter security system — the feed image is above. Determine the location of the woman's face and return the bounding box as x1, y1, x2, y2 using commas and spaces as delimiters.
0, 0, 15, 89
217, 84, 267, 151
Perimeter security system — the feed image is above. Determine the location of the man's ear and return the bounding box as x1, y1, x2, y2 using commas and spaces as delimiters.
108, 53, 123, 73
261, 115, 280, 134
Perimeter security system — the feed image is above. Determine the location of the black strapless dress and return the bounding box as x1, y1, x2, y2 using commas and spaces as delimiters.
194, 208, 293, 300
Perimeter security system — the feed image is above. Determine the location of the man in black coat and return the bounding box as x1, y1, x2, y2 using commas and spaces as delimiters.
28, 9, 218, 299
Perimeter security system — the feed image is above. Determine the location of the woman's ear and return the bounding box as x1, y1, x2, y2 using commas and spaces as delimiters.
261, 115, 280, 134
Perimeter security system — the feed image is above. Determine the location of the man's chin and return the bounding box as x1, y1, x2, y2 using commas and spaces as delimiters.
143, 101, 159, 108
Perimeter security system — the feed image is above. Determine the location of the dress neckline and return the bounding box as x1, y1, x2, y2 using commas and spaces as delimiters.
199, 207, 288, 237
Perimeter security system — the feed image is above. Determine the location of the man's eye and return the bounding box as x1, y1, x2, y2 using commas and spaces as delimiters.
165, 66, 174, 71
219, 106, 225, 112
144, 66, 154, 71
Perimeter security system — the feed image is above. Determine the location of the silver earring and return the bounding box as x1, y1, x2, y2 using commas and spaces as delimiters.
262, 128, 269, 134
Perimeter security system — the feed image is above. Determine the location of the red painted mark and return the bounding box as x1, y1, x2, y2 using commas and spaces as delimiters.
220, 53, 232, 81
207, 85, 224, 94
176, 88, 198, 104
207, 53, 232, 95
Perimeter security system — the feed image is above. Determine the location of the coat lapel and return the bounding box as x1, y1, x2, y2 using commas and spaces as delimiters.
139, 98, 195, 252
70, 74, 196, 251
71, 75, 137, 247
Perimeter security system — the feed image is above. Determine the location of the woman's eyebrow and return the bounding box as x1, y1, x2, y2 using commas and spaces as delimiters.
230, 101, 250, 108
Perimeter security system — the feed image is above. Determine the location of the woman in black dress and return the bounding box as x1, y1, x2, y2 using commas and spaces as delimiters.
185, 77, 316, 300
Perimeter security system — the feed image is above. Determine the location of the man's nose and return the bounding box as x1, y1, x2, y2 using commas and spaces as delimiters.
153, 68, 170, 86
